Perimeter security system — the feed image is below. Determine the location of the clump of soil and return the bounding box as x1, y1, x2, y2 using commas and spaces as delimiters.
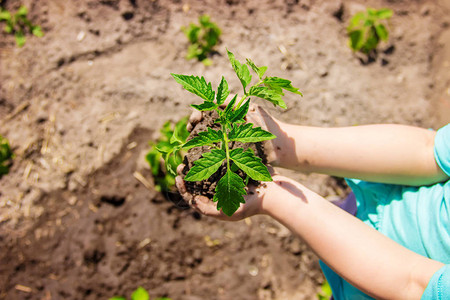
182, 110, 266, 198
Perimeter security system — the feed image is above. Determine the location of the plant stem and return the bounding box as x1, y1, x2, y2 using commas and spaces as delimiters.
234, 79, 263, 110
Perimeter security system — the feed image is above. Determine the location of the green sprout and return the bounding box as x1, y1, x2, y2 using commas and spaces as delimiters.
0, 135, 13, 176
0, 5, 43, 47
164, 49, 302, 216
347, 8, 393, 54
109, 286, 171, 300
146, 117, 189, 192
181, 14, 221, 66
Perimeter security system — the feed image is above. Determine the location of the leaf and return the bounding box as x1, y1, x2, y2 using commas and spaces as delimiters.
227, 49, 252, 91
228, 99, 249, 123
184, 149, 226, 181
16, 6, 28, 17
228, 123, 276, 143
170, 117, 190, 144
246, 58, 267, 79
15, 31, 26, 47
376, 8, 393, 19
155, 141, 175, 154
230, 148, 272, 181
249, 86, 286, 109
213, 170, 246, 216
264, 77, 303, 96
0, 10, 11, 21
109, 297, 126, 300
171, 74, 215, 102
216, 76, 229, 105
191, 101, 217, 111
131, 287, 149, 300
183, 128, 224, 149
375, 24, 388, 41
146, 148, 162, 176
348, 29, 364, 51
32, 26, 43, 37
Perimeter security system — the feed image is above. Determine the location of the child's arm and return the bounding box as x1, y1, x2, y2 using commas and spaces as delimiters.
179, 174, 444, 299
248, 106, 449, 186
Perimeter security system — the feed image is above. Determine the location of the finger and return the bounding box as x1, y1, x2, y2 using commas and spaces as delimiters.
175, 176, 190, 205
187, 110, 203, 132
176, 164, 185, 176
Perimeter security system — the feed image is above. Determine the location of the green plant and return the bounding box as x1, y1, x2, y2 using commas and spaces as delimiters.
0, 135, 13, 176
316, 280, 332, 300
347, 8, 393, 54
0, 5, 43, 47
109, 286, 171, 300
146, 117, 190, 192
165, 49, 302, 216
181, 14, 221, 66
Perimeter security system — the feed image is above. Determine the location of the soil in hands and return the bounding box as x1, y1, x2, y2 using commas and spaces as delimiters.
182, 110, 266, 199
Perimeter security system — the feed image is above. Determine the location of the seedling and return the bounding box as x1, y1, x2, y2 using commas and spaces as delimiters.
165, 50, 302, 216
0, 135, 13, 176
316, 280, 332, 300
146, 117, 189, 192
0, 5, 43, 47
347, 8, 393, 54
109, 286, 171, 300
181, 14, 221, 66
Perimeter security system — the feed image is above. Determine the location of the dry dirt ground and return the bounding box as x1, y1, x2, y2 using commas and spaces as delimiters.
1, 0, 449, 299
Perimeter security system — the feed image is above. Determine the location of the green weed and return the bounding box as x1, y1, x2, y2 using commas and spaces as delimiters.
347, 8, 393, 54
181, 14, 221, 66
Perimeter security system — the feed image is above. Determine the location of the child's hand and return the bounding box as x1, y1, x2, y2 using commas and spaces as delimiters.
175, 164, 274, 221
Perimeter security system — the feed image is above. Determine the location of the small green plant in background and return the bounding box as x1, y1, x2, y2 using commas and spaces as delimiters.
109, 286, 171, 300
0, 5, 43, 47
316, 280, 332, 300
0, 135, 13, 176
164, 49, 302, 216
146, 117, 189, 192
181, 14, 221, 66
347, 8, 393, 54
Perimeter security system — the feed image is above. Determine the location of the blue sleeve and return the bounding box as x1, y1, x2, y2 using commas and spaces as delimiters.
421, 265, 450, 299
434, 124, 450, 177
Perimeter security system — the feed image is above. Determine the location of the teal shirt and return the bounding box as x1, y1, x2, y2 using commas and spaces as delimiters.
321, 124, 450, 299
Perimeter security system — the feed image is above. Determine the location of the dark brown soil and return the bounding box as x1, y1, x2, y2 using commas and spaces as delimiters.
1, 0, 449, 299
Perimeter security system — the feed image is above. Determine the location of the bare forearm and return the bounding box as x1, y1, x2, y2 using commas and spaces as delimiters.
260, 178, 443, 299
274, 123, 448, 185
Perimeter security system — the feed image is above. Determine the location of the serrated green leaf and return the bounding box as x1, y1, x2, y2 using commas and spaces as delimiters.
213, 170, 246, 216
249, 86, 286, 109
263, 77, 303, 96
228, 99, 249, 123
224, 94, 237, 115
183, 128, 224, 149
191, 101, 218, 111
375, 24, 388, 41
227, 49, 252, 91
228, 123, 276, 143
246, 58, 267, 79
216, 76, 229, 105
184, 149, 226, 181
171, 74, 215, 102
376, 8, 393, 19
131, 286, 149, 300
230, 148, 272, 181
